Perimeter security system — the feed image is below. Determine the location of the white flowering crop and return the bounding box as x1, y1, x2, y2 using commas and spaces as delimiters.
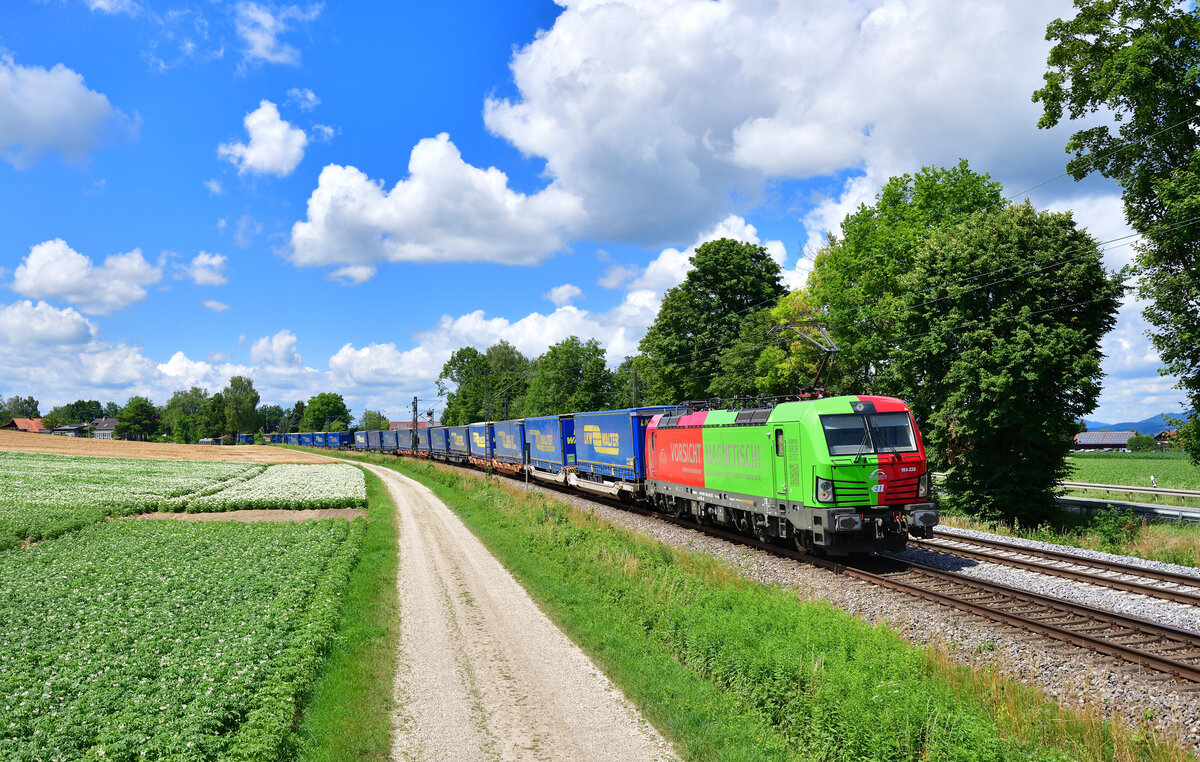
185, 464, 366, 512
0, 518, 363, 760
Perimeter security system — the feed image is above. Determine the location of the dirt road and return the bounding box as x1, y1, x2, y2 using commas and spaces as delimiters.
363, 464, 676, 762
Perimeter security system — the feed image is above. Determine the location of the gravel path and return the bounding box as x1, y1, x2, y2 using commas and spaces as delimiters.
470, 473, 1200, 753
366, 464, 676, 762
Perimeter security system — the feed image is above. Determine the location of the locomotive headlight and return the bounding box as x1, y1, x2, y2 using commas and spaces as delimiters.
917, 473, 929, 498
834, 513, 862, 532
816, 477, 835, 503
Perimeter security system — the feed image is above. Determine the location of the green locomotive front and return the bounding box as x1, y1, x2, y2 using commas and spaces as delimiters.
644, 395, 938, 555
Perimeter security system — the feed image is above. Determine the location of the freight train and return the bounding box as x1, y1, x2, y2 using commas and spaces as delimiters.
271, 395, 938, 556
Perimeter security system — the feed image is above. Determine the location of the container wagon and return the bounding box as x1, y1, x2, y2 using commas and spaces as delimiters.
236, 433, 254, 445
571, 407, 672, 498
381, 429, 400, 452
447, 426, 470, 463
366, 429, 383, 452
299, 432, 314, 447
491, 419, 525, 475
524, 414, 575, 484
329, 431, 352, 448
285, 433, 300, 446
354, 430, 370, 450
468, 422, 493, 469
416, 427, 433, 458
314, 432, 328, 448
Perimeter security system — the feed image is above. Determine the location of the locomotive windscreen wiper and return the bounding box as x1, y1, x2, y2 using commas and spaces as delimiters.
852, 417, 871, 464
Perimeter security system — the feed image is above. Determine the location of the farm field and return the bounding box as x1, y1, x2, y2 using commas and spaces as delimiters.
0, 451, 366, 548
1067, 451, 1200, 490
0, 518, 362, 761
0, 429, 331, 464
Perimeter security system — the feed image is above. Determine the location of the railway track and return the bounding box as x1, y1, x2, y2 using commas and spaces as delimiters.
908, 532, 1200, 606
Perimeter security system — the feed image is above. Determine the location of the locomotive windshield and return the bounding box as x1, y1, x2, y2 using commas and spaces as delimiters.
820, 412, 918, 456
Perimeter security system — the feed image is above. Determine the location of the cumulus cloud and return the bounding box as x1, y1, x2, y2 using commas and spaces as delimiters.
544, 284, 582, 306
218, 100, 307, 176
289, 133, 585, 280
0, 54, 127, 169
249, 328, 302, 368
11, 239, 162, 315
236, 2, 321, 66
203, 178, 224, 195
176, 252, 228, 286
84, 0, 138, 14
203, 299, 231, 312
0, 300, 95, 346
310, 124, 335, 142
287, 87, 320, 111
630, 214, 787, 291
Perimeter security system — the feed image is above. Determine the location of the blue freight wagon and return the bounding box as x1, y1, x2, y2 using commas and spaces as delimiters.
446, 426, 469, 463
286, 433, 300, 446
381, 430, 399, 451
354, 430, 369, 450
299, 433, 314, 447
417, 427, 433, 457
329, 431, 352, 448
429, 427, 448, 460
237, 433, 253, 445
572, 407, 672, 496
525, 414, 575, 483
396, 428, 415, 454
492, 419, 525, 474
367, 429, 383, 451
468, 422, 493, 467
314, 432, 327, 448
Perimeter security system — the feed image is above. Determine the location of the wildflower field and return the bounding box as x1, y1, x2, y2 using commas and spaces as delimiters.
0, 452, 366, 548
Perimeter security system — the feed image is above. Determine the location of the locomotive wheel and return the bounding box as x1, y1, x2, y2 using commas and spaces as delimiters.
753, 521, 768, 544
794, 531, 814, 555
668, 499, 684, 518
734, 511, 750, 534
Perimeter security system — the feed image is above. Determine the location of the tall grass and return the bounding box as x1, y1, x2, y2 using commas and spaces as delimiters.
354, 453, 1193, 762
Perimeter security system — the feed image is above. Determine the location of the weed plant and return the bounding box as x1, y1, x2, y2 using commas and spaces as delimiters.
357, 453, 1191, 761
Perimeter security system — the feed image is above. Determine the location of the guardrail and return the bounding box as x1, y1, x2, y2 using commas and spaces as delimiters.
1062, 480, 1200, 499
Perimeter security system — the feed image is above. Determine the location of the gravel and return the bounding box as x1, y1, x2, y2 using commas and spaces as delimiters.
475, 473, 1200, 754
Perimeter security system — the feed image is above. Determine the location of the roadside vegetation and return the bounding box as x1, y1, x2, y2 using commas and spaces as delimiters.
356, 452, 1192, 761
294, 467, 400, 762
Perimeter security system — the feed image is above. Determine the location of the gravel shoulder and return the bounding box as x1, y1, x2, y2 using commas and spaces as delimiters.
364, 463, 676, 762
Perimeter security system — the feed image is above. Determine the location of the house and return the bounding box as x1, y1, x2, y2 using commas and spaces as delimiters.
52, 423, 90, 437
1, 418, 46, 433
1155, 430, 1177, 447
1073, 431, 1136, 451
91, 417, 120, 440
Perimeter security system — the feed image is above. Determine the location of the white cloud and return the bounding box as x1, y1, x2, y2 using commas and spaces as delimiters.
178, 251, 228, 286
1046, 193, 1138, 270
310, 124, 335, 142
203, 178, 224, 195
0, 300, 95, 346
203, 299, 231, 312
249, 328, 302, 368
218, 100, 307, 176
11, 239, 162, 315
84, 0, 138, 14
0, 54, 127, 169
630, 214, 786, 291
235, 2, 321, 66
599, 264, 639, 289
289, 133, 585, 279
544, 284, 582, 306
287, 87, 320, 111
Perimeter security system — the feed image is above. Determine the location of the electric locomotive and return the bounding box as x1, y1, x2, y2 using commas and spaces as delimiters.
645, 395, 937, 555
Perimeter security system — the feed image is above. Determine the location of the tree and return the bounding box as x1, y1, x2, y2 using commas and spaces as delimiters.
1128, 434, 1158, 451
203, 392, 226, 440
359, 410, 390, 430
300, 392, 350, 431
481, 340, 530, 419
638, 238, 785, 404
114, 396, 159, 440
523, 336, 615, 416
806, 160, 1005, 394
1, 395, 40, 420
163, 387, 209, 444
47, 400, 103, 425
258, 404, 286, 432
1035, 1, 1200, 464
223, 376, 260, 435
883, 202, 1123, 522
103, 401, 121, 418
438, 347, 490, 425
284, 401, 305, 433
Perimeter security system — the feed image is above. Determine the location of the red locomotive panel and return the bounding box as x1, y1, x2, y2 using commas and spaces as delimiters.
646, 413, 706, 487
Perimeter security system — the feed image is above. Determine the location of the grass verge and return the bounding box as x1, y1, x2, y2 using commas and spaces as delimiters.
292, 466, 400, 761
340, 451, 1193, 762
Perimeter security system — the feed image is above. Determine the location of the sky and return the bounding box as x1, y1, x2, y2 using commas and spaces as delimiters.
0, 0, 1187, 425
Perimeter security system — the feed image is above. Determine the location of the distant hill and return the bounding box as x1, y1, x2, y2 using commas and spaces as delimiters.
1082, 412, 1191, 434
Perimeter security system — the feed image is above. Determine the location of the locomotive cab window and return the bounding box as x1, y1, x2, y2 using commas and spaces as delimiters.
775, 429, 784, 457
820, 413, 918, 456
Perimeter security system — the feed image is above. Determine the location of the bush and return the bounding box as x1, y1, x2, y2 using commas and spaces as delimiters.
1128, 434, 1157, 451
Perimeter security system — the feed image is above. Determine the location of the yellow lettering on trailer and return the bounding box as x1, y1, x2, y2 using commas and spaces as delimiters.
583, 425, 620, 455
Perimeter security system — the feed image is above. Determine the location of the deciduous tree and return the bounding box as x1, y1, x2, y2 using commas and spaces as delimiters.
115, 396, 159, 441
300, 393, 350, 432
359, 410, 390, 430
223, 376, 260, 435
163, 387, 209, 444
523, 336, 614, 416
1035, 0, 1200, 464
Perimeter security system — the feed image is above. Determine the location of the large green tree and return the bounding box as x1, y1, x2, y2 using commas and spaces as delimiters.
806, 160, 1005, 394
300, 392, 350, 432
1035, 0, 1200, 462
523, 336, 615, 416
359, 410, 390, 431
163, 387, 209, 443
223, 376, 260, 434
114, 396, 159, 440
46, 400, 104, 425
257, 404, 286, 433
883, 203, 1123, 521
638, 238, 785, 404
1, 395, 40, 421
481, 340, 530, 420
437, 347, 489, 425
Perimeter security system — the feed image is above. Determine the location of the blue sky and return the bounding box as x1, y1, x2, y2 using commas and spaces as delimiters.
0, 0, 1186, 424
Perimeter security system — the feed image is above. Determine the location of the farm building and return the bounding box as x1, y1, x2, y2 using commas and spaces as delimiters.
90, 417, 119, 440
52, 423, 90, 437
1073, 431, 1136, 450
1155, 430, 1177, 446
1, 418, 46, 433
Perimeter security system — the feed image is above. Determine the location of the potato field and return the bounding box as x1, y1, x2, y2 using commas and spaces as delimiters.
0, 449, 369, 760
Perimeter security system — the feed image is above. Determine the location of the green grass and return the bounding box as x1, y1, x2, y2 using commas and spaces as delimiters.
341, 451, 1192, 762
1067, 451, 1200, 490
293, 466, 400, 762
